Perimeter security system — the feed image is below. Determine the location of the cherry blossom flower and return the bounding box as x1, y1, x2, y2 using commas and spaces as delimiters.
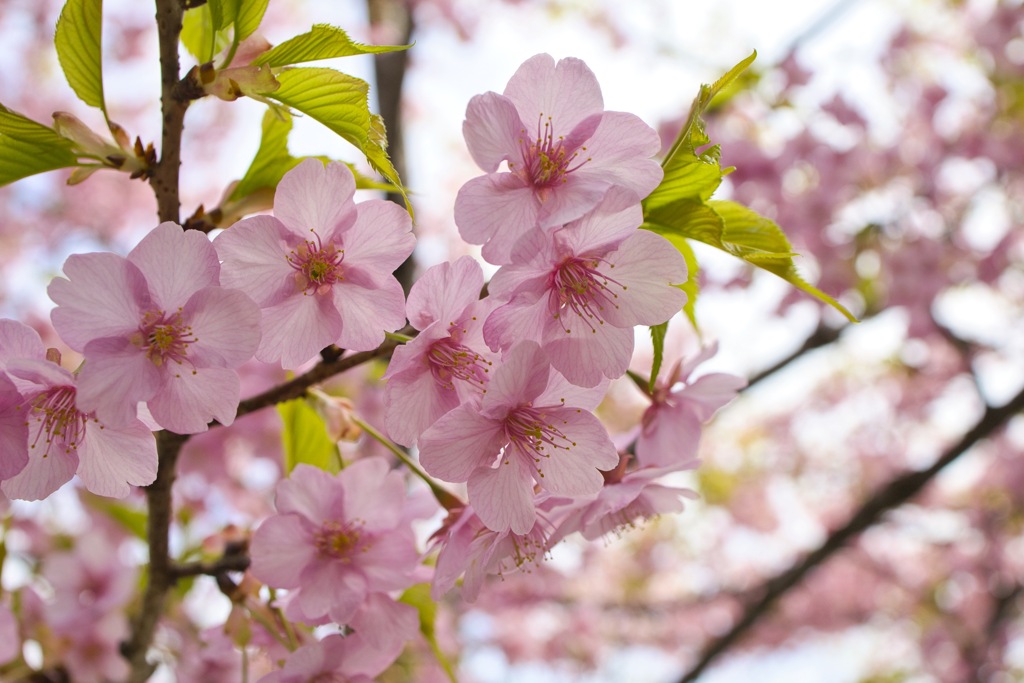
258, 634, 383, 683
552, 463, 699, 543
0, 320, 156, 500
431, 502, 562, 602
484, 193, 687, 387
636, 344, 747, 468
456, 53, 663, 264
418, 341, 618, 534
383, 256, 497, 446
215, 159, 415, 368
48, 222, 261, 434
250, 460, 420, 628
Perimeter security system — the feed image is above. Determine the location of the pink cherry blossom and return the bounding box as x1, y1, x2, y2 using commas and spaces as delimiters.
636, 344, 747, 469
552, 463, 699, 543
215, 159, 415, 368
418, 341, 618, 534
383, 256, 497, 446
456, 53, 663, 264
250, 459, 421, 627
258, 634, 382, 683
48, 222, 261, 434
484, 193, 687, 387
0, 320, 156, 500
431, 502, 561, 602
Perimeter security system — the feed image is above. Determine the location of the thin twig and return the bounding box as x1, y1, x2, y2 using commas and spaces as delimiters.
676, 383, 1024, 683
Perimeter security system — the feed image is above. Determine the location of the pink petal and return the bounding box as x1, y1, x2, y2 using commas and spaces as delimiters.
534, 174, 608, 228
503, 54, 603, 134
257, 293, 342, 369
250, 514, 317, 588
338, 457, 402, 531
463, 92, 523, 172
418, 406, 505, 482
0, 319, 44, 368
480, 340, 550, 412
343, 201, 415, 274
557, 191, 643, 254
543, 321, 634, 388
277, 464, 344, 521
575, 111, 663, 198
147, 366, 240, 433
127, 222, 219, 310
482, 290, 547, 353
680, 373, 748, 420
1, 444, 77, 501
274, 159, 357, 241
535, 368, 608, 412
49, 253, 149, 351
76, 337, 162, 429
349, 594, 418, 656
468, 459, 536, 534
331, 275, 406, 352
215, 215, 296, 307
598, 229, 687, 327
636, 403, 702, 468
529, 407, 617, 496
405, 257, 484, 330
183, 286, 261, 368
383, 362, 460, 447
307, 564, 365, 623
0, 376, 27, 480
75, 418, 157, 498
454, 174, 537, 265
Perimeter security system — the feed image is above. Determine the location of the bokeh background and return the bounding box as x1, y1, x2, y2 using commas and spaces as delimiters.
0, 0, 1023, 681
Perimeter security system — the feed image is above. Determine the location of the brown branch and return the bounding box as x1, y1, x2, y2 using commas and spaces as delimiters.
121, 430, 187, 683
172, 553, 251, 579
745, 320, 847, 389
120, 2, 191, 681
676, 382, 1024, 683
232, 326, 414, 421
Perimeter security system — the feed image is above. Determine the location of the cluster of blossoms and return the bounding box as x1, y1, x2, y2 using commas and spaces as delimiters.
0, 54, 744, 679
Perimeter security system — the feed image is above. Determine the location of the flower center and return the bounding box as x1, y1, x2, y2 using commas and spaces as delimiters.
133, 309, 196, 368
503, 405, 575, 478
25, 385, 89, 457
509, 114, 591, 188
313, 519, 367, 561
287, 231, 344, 296
549, 256, 625, 333
427, 337, 491, 392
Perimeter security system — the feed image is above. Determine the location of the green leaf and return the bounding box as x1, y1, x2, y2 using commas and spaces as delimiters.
645, 51, 756, 212
264, 67, 409, 211
0, 104, 79, 186
181, 4, 229, 63
255, 24, 410, 68
710, 200, 856, 321
55, 0, 105, 112
648, 322, 668, 392
399, 584, 458, 683
278, 397, 341, 474
235, 0, 269, 42
208, 0, 239, 31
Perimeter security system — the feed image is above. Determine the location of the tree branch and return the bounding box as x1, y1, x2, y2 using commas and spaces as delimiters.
121, 430, 187, 683
232, 326, 414, 421
676, 382, 1024, 683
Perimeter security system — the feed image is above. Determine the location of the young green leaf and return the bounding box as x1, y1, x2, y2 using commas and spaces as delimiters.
709, 200, 856, 320
230, 109, 302, 201
649, 322, 668, 393
181, 3, 229, 63
265, 68, 410, 211
55, 0, 105, 113
278, 397, 342, 475
254, 24, 411, 68
235, 0, 269, 43
0, 104, 79, 186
